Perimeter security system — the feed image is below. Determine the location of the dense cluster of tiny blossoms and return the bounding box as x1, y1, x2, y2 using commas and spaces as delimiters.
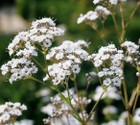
89, 44, 124, 86
1, 18, 64, 83
77, 5, 110, 24
93, 0, 126, 5
1, 58, 38, 83
8, 18, 64, 56
44, 40, 89, 85
121, 41, 140, 67
0, 102, 27, 124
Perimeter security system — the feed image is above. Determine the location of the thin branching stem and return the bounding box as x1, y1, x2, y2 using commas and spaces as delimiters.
125, 1, 140, 28
86, 91, 105, 123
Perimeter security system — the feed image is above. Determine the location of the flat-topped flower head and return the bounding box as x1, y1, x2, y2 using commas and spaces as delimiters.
44, 40, 89, 85
90, 44, 124, 86
7, 18, 64, 58
29, 18, 64, 45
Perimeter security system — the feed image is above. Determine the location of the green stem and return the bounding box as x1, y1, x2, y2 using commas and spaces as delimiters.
96, 68, 105, 90
132, 82, 140, 114
125, 1, 140, 28
111, 13, 120, 34
29, 76, 44, 84
118, 87, 127, 108
86, 91, 105, 123
51, 84, 84, 124
95, 28, 107, 45
73, 74, 86, 123
73, 74, 79, 98
119, 2, 126, 44
122, 78, 132, 125
122, 79, 128, 108
31, 57, 46, 73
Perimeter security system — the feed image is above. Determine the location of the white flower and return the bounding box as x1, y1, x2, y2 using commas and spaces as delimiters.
31, 18, 55, 28
45, 40, 89, 85
55, 52, 64, 60
1, 58, 38, 83
95, 6, 111, 18
43, 74, 49, 81
133, 108, 140, 123
121, 41, 139, 54
93, 0, 101, 4
41, 104, 54, 116
136, 72, 140, 77
21, 105, 27, 111
94, 59, 103, 67
109, 0, 118, 5
43, 39, 52, 48
1, 113, 10, 123
7, 31, 29, 56
93, 86, 121, 101
98, 71, 105, 77
112, 77, 122, 86
103, 105, 117, 115
77, 11, 98, 24
90, 44, 124, 87
103, 78, 111, 86
72, 64, 81, 74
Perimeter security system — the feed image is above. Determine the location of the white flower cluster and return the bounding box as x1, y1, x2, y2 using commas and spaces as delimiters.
121, 41, 140, 67
93, 86, 121, 101
44, 40, 89, 85
1, 18, 64, 83
8, 18, 64, 56
90, 44, 124, 86
0, 102, 27, 124
42, 89, 91, 125
93, 0, 126, 5
77, 5, 110, 24
1, 58, 38, 83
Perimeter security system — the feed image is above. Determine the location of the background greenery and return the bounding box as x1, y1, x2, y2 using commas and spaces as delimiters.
0, 0, 140, 124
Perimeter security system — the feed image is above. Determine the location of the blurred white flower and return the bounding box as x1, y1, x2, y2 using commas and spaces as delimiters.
133, 108, 140, 123
93, 86, 121, 101
103, 105, 118, 115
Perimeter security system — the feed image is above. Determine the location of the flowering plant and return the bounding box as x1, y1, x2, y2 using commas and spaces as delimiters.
1, 0, 140, 125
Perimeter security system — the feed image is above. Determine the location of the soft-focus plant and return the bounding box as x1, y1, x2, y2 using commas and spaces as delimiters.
0, 0, 140, 125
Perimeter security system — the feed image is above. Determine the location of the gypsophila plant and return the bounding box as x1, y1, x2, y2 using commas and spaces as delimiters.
0, 0, 140, 125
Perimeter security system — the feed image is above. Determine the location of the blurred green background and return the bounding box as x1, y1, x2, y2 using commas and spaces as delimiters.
0, 0, 140, 124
